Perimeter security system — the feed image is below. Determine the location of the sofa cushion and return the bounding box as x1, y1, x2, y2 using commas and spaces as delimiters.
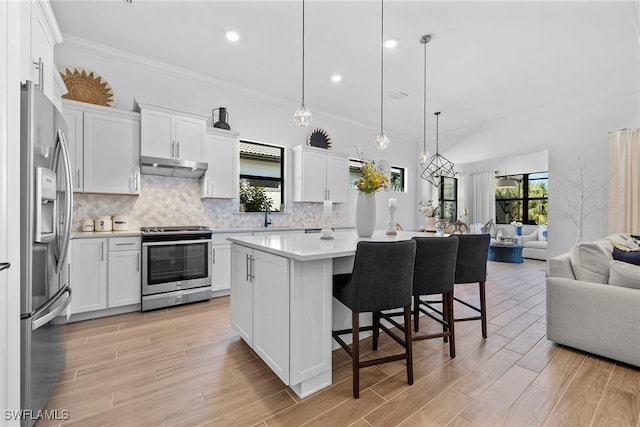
570, 242, 613, 284
538, 225, 548, 241
609, 260, 640, 289
524, 240, 547, 250
613, 247, 640, 266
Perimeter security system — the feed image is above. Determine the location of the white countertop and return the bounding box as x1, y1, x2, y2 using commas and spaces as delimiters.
72, 226, 356, 239
227, 230, 435, 261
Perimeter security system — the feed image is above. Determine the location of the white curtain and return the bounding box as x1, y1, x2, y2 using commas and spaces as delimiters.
467, 171, 495, 224
608, 128, 640, 234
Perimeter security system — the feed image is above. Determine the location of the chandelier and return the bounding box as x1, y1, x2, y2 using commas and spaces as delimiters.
420, 112, 455, 187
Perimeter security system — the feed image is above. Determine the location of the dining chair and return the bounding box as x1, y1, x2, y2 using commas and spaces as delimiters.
332, 240, 416, 398
450, 233, 491, 338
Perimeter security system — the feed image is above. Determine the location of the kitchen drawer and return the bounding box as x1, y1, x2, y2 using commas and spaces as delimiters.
109, 236, 141, 251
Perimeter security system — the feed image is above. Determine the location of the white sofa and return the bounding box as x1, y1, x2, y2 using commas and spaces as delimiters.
547, 238, 640, 367
494, 224, 547, 261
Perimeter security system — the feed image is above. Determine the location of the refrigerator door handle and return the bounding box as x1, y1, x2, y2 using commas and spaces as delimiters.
0, 262, 9, 272
31, 284, 71, 331
54, 129, 74, 274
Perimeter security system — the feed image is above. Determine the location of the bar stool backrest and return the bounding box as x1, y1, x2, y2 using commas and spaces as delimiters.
450, 234, 491, 284
412, 237, 458, 295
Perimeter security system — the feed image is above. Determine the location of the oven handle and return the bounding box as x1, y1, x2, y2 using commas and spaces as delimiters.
143, 239, 212, 247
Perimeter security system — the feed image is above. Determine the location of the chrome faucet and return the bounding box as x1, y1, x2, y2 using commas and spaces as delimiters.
264, 208, 272, 227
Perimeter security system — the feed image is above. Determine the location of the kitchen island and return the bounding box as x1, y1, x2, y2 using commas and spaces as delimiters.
227, 230, 428, 398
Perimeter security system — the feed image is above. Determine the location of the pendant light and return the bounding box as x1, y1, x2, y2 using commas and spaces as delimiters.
293, 0, 312, 127
420, 111, 456, 187
418, 34, 431, 164
375, 0, 389, 150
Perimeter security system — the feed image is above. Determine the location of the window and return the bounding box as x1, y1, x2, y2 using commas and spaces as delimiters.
239, 140, 284, 212
495, 171, 548, 224
348, 159, 406, 192
439, 176, 458, 223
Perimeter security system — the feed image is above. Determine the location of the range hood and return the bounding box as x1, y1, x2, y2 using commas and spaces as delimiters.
140, 156, 208, 179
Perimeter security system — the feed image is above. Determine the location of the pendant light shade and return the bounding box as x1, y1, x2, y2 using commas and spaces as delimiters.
375, 0, 388, 150
420, 112, 456, 187
294, 0, 312, 127
418, 34, 431, 164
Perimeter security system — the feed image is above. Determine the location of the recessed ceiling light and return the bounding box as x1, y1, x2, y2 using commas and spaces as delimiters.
226, 31, 240, 42
331, 74, 342, 83
384, 39, 397, 49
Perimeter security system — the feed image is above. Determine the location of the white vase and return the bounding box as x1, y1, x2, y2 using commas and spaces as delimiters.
426, 216, 436, 231
355, 192, 376, 237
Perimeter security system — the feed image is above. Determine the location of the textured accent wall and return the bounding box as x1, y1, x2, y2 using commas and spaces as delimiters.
73, 175, 348, 231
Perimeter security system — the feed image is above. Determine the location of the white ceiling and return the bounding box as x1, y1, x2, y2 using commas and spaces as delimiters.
51, 1, 639, 155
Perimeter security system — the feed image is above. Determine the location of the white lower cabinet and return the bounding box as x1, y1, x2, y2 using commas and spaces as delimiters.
71, 236, 141, 315
211, 243, 231, 292
108, 250, 141, 308
230, 245, 290, 384
71, 238, 107, 314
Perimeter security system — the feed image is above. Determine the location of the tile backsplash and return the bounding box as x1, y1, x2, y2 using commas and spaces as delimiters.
73, 175, 350, 231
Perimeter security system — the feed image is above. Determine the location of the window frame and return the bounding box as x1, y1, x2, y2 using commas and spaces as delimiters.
239, 140, 285, 212
438, 176, 458, 223
495, 171, 548, 224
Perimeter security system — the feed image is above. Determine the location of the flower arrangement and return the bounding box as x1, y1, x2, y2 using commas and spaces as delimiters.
418, 199, 440, 218
354, 160, 388, 193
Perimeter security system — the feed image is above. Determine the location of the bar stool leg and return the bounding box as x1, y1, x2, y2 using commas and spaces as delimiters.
403, 305, 414, 385
413, 296, 420, 333
442, 295, 449, 343
352, 312, 360, 398
447, 292, 455, 358
479, 281, 487, 339
372, 312, 379, 350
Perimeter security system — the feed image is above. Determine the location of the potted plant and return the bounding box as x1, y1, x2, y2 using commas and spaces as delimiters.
239, 182, 273, 212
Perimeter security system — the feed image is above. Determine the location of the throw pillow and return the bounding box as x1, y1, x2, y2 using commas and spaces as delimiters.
569, 242, 613, 284
609, 260, 640, 290
613, 247, 640, 266
538, 224, 548, 241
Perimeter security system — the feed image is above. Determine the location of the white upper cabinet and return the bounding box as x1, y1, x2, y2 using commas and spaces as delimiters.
21, 0, 63, 106
292, 145, 349, 203
62, 99, 141, 195
135, 99, 207, 161
201, 128, 239, 199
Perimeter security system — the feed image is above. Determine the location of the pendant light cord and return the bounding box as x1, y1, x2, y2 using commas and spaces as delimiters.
380, 0, 384, 135
423, 39, 427, 153
435, 112, 440, 153
302, 0, 305, 106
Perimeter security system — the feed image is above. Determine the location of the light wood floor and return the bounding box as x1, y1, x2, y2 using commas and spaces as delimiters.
40, 260, 640, 427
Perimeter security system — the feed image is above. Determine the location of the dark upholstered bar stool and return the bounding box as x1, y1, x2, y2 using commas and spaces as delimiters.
332, 240, 416, 398
450, 234, 491, 338
411, 236, 459, 357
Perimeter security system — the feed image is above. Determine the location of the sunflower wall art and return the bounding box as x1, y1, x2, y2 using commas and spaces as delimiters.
60, 67, 115, 107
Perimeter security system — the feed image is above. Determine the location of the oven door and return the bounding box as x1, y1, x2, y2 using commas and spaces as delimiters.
142, 239, 212, 296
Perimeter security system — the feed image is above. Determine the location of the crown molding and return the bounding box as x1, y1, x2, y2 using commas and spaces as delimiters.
60, 34, 416, 142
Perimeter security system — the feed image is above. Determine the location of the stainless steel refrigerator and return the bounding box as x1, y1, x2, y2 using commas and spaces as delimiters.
20, 81, 73, 427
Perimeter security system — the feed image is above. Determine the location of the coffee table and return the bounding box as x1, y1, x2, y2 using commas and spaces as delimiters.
488, 243, 523, 263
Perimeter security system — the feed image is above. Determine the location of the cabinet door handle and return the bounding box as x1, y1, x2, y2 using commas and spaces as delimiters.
137, 253, 140, 272
33, 57, 43, 91
0, 262, 10, 272
245, 253, 250, 281
212, 249, 216, 264
250, 256, 255, 282
115, 242, 136, 246
76, 169, 81, 188
171, 141, 175, 158
176, 141, 180, 158
101, 242, 104, 262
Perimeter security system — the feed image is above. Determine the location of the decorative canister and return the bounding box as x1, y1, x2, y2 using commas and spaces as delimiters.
81, 219, 94, 232
94, 215, 112, 232
112, 214, 129, 231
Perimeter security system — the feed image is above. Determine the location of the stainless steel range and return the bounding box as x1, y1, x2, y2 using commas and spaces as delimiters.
141, 226, 212, 311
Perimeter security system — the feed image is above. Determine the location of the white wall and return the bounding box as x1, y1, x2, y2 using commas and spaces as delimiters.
1, 1, 23, 424
55, 36, 421, 231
